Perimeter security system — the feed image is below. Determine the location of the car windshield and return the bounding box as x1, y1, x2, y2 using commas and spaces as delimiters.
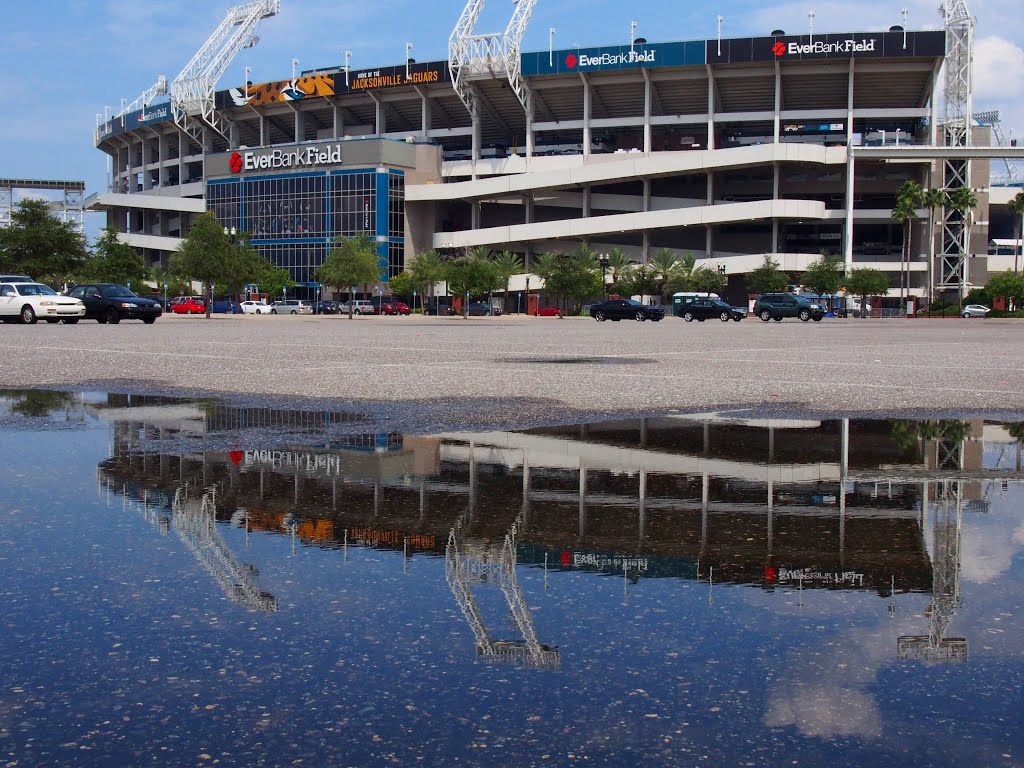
625, 300, 645, 307
15, 284, 57, 296
102, 286, 137, 298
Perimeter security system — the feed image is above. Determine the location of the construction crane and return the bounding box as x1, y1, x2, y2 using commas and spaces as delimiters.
445, 520, 560, 669
974, 109, 1020, 185
937, 0, 974, 292
448, 0, 537, 114
171, 486, 278, 611
169, 0, 281, 141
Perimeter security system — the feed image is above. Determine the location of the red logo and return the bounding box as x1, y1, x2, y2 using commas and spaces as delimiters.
560, 551, 572, 566
229, 152, 243, 173
229, 450, 244, 465
565, 54, 578, 69
772, 41, 787, 57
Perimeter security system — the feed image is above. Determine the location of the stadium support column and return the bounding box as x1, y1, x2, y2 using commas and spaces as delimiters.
158, 133, 169, 187
525, 86, 535, 160
177, 128, 188, 193
845, 153, 856, 270
706, 171, 715, 259
772, 165, 780, 255
294, 110, 305, 144
142, 138, 153, 191
773, 60, 782, 143
259, 116, 267, 146
332, 105, 343, 140
229, 121, 240, 150
419, 89, 431, 138
581, 73, 591, 158
706, 64, 716, 150
642, 69, 653, 154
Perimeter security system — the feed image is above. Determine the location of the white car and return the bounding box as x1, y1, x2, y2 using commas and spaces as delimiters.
338, 300, 374, 315
0, 282, 86, 324
962, 304, 991, 318
240, 300, 272, 315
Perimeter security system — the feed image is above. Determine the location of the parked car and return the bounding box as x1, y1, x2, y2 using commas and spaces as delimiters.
240, 300, 271, 315
753, 293, 825, 322
466, 302, 502, 316
961, 304, 991, 318
371, 301, 399, 316
388, 301, 411, 316
170, 296, 206, 315
66, 283, 162, 324
0, 282, 85, 324
535, 305, 562, 317
338, 300, 374, 315
0, 274, 34, 284
590, 299, 664, 322
680, 298, 746, 322
424, 302, 455, 316
211, 298, 242, 314
270, 299, 313, 315
312, 300, 338, 315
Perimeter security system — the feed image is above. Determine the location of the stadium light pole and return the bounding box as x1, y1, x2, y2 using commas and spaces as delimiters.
244, 66, 251, 99
344, 50, 352, 87
808, 10, 815, 44
630, 21, 638, 57
549, 28, 556, 67
716, 16, 724, 56
291, 58, 299, 83
406, 43, 413, 79
901, 9, 909, 49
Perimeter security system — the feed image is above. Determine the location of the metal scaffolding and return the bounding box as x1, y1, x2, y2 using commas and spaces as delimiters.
0, 178, 86, 233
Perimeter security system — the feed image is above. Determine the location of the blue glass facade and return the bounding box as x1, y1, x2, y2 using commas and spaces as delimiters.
207, 168, 405, 291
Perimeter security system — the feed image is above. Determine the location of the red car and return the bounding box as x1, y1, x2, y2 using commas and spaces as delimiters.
389, 301, 411, 316
170, 297, 206, 314
535, 305, 562, 317
371, 302, 399, 316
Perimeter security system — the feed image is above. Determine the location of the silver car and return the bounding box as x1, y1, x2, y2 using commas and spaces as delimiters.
270, 300, 313, 315
961, 304, 990, 318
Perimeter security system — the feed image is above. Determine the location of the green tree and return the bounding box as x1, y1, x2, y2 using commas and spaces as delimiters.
802, 255, 843, 312
169, 211, 232, 318
492, 250, 522, 314
0, 198, 88, 286
443, 250, 502, 317
316, 234, 381, 318
690, 267, 725, 294
1010, 190, 1024, 272
651, 248, 679, 302
408, 250, 444, 311
605, 248, 633, 291
617, 263, 659, 300
388, 270, 416, 303
845, 267, 889, 318
748, 255, 788, 295
79, 228, 150, 288
921, 188, 950, 307
985, 271, 1024, 310
149, 265, 190, 298
892, 180, 923, 303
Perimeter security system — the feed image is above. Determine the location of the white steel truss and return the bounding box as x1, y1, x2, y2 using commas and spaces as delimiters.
117, 76, 169, 119
169, 0, 281, 142
448, 0, 537, 115
974, 109, 1019, 185
937, 0, 974, 291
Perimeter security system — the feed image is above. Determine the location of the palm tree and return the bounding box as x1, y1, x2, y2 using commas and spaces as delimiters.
1009, 190, 1024, 273
531, 252, 560, 308
408, 250, 443, 312
650, 248, 679, 303
921, 188, 949, 311
892, 180, 923, 306
605, 247, 633, 293
492, 250, 522, 314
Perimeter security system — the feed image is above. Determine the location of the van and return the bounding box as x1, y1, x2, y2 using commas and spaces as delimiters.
672, 292, 720, 317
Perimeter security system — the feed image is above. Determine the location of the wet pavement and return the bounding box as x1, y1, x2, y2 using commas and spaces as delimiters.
1, 390, 1023, 766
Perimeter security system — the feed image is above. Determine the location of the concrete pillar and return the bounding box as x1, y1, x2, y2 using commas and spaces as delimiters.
294, 109, 305, 143
525, 88, 534, 160
581, 74, 592, 158
471, 201, 481, 230
259, 116, 268, 147
844, 153, 856, 270
772, 165, 781, 255
643, 179, 652, 212
142, 139, 153, 190
578, 462, 587, 538
230, 120, 240, 150
583, 185, 592, 218
773, 60, 782, 143
158, 133, 169, 186
706, 66, 716, 150
421, 93, 431, 137
643, 70, 653, 154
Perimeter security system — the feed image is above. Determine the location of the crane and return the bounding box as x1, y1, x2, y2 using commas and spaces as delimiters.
448, 0, 537, 114
169, 0, 281, 141
445, 520, 560, 669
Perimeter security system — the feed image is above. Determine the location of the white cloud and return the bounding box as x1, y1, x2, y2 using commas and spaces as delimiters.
973, 35, 1024, 102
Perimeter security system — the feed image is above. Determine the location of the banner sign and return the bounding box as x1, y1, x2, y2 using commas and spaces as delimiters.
522, 40, 705, 76
707, 30, 946, 64
96, 102, 175, 142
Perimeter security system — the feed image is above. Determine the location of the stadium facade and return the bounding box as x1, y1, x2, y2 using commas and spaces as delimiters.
89, 21, 1022, 301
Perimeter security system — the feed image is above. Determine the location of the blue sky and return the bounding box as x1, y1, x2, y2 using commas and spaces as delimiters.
1, 0, 1022, 241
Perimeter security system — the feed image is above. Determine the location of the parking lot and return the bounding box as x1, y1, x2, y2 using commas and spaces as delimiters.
2, 313, 1022, 425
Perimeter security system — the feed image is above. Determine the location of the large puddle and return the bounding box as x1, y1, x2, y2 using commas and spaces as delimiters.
1, 391, 1022, 766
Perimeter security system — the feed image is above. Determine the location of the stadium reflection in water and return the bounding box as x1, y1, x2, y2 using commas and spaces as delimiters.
3, 391, 1023, 766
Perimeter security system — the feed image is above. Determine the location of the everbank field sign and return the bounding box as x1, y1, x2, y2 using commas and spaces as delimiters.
231, 145, 343, 172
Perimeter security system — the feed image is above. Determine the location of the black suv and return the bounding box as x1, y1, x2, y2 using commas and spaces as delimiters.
67, 283, 163, 324
752, 293, 824, 322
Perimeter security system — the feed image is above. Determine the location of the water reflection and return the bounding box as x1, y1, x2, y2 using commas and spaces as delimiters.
8, 392, 1024, 763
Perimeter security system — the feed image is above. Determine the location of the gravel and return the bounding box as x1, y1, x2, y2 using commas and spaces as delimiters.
2, 313, 1022, 429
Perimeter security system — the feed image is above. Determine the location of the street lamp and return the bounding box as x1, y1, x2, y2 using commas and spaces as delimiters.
525, 275, 531, 315
599, 255, 610, 295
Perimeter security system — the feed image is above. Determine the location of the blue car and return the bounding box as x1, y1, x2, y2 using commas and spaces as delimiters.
211, 299, 242, 314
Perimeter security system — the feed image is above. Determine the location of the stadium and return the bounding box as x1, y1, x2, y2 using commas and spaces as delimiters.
88, 0, 1024, 306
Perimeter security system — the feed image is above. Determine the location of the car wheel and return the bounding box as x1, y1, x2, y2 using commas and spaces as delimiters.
798, 309, 811, 322
759, 310, 772, 322
143, 317, 157, 325
255, 309, 262, 314
720, 311, 730, 322
62, 318, 79, 325
45, 318, 59, 324
20, 305, 37, 325
812, 316, 822, 322
732, 316, 742, 322
595, 311, 606, 322
291, 310, 297, 315
962, 312, 970, 318
635, 311, 646, 322
271, 309, 277, 314
96, 315, 107, 324
105, 308, 121, 325
773, 317, 783, 322
683, 311, 694, 322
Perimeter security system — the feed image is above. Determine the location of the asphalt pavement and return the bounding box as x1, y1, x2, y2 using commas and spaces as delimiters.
2, 313, 1022, 430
